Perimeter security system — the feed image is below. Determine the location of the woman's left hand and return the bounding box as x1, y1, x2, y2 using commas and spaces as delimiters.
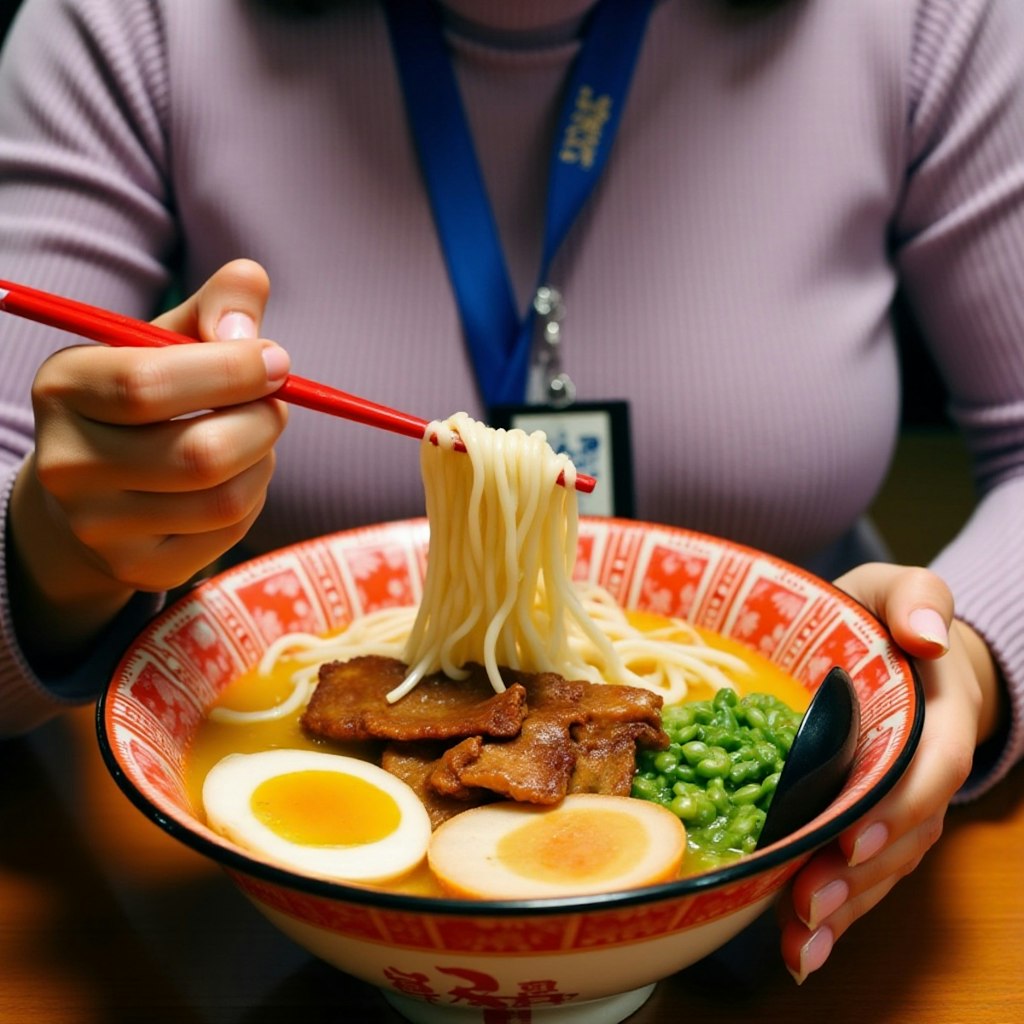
777, 562, 1002, 983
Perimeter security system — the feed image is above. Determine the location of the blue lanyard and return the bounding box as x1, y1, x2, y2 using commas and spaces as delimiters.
383, 0, 656, 408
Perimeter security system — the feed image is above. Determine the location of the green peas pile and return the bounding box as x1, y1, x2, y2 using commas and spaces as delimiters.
631, 688, 803, 869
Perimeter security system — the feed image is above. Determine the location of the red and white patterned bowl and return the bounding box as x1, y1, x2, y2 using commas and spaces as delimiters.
98, 518, 923, 1024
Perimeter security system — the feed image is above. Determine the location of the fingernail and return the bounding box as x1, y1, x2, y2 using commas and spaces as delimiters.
807, 878, 849, 931
216, 311, 257, 341
261, 343, 290, 382
790, 925, 833, 985
908, 607, 949, 653
849, 821, 889, 867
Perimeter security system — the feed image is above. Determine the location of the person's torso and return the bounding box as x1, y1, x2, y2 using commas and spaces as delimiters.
164, 0, 912, 568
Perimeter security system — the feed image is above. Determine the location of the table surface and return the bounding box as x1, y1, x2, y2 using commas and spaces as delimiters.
2, 704, 1021, 1024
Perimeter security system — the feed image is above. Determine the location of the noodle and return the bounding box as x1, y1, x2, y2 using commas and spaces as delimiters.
218, 412, 752, 723
394, 413, 620, 700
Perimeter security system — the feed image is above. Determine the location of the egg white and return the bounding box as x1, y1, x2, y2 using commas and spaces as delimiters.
202, 748, 431, 884
428, 793, 687, 899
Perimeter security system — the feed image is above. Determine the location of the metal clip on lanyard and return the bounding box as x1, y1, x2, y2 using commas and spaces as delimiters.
383, 0, 656, 411
530, 285, 576, 408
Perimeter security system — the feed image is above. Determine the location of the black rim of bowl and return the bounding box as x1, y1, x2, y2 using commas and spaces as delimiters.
95, 520, 926, 918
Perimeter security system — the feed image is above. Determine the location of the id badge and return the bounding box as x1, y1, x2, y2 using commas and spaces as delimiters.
489, 400, 635, 518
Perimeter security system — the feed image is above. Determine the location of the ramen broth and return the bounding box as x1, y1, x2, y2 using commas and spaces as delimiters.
186, 613, 809, 896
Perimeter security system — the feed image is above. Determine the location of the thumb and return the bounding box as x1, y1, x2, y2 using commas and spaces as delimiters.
153, 259, 272, 343
833, 563, 954, 661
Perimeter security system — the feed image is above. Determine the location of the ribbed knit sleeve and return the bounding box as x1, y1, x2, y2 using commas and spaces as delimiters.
894, 0, 1024, 798
0, 0, 174, 735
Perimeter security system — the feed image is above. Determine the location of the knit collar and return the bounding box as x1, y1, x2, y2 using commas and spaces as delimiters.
437, 0, 600, 48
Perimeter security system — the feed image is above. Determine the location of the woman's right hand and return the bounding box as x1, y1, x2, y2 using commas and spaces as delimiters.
9, 259, 290, 667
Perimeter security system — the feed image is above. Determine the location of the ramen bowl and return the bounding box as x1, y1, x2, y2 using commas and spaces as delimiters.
98, 518, 923, 1024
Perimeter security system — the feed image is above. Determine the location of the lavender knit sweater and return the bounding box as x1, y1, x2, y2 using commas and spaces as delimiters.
0, 0, 1021, 796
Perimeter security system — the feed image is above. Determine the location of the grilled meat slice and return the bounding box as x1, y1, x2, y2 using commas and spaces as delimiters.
569, 719, 668, 796
380, 742, 492, 829
302, 655, 528, 742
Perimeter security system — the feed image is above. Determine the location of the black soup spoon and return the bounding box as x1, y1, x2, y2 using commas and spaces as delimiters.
756, 666, 861, 849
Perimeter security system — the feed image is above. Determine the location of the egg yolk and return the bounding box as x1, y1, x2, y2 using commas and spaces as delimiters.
496, 807, 646, 885
250, 770, 401, 846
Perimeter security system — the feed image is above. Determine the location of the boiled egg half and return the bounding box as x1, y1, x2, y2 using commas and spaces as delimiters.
428, 793, 687, 899
202, 748, 431, 884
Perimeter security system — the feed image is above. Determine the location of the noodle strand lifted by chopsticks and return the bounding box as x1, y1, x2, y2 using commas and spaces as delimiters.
391, 413, 622, 701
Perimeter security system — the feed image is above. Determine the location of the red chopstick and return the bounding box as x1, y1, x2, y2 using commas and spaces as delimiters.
0, 279, 595, 494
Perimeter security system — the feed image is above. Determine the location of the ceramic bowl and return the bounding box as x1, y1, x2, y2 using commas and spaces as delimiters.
98, 518, 923, 1024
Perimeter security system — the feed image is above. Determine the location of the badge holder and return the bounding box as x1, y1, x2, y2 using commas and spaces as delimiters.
490, 287, 635, 519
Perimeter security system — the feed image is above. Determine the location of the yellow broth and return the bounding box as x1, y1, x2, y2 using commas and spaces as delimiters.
186, 617, 809, 896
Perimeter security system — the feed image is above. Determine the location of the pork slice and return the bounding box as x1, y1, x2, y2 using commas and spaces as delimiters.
301, 655, 528, 742
380, 742, 490, 829
427, 672, 586, 805
569, 719, 668, 796
430, 717, 578, 806
568, 682, 666, 729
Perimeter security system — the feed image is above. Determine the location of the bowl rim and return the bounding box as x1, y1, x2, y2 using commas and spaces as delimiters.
96, 516, 925, 917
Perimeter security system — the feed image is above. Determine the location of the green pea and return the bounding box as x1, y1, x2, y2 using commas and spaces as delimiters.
744, 706, 768, 731
631, 776, 663, 802
673, 724, 699, 744
669, 793, 697, 820
692, 796, 718, 828
775, 727, 796, 753
730, 806, 765, 835
705, 777, 730, 813
681, 740, 710, 765
731, 782, 764, 805
714, 687, 738, 709
696, 748, 732, 778
693, 704, 715, 725
664, 704, 696, 729
729, 760, 759, 785
703, 726, 740, 751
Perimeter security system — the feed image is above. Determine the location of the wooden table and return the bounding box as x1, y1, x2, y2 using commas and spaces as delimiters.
2, 704, 1021, 1024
